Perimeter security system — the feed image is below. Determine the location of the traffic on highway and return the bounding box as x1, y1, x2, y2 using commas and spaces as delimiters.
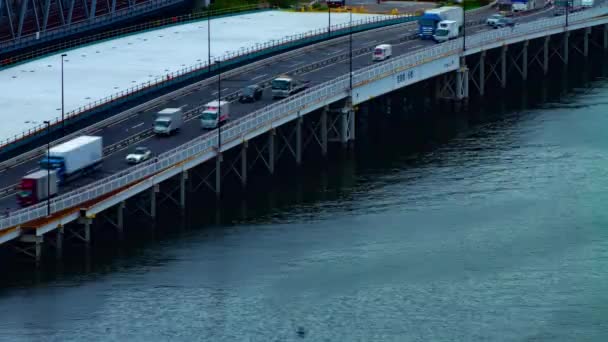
0, 3, 565, 213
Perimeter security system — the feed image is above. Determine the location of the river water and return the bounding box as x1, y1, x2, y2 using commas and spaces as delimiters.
2, 58, 608, 341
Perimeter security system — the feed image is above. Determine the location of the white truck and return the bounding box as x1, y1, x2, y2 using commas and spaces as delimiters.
271, 75, 310, 99
512, 0, 536, 12
39, 136, 103, 185
581, 0, 594, 7
153, 108, 184, 136
433, 20, 461, 42
418, 6, 463, 39
17, 170, 58, 207
200, 101, 230, 129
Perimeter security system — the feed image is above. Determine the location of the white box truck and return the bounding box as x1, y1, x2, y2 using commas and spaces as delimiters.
581, 0, 594, 7
17, 170, 58, 207
271, 75, 311, 99
418, 6, 463, 39
200, 101, 230, 129
39, 136, 103, 185
154, 108, 184, 136
372, 44, 392, 61
433, 20, 461, 42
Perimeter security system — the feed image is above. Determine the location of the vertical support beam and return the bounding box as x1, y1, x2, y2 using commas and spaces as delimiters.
321, 107, 328, 157
90, 0, 98, 19
3, 0, 16, 38
241, 141, 248, 187
215, 154, 222, 198
479, 51, 485, 96
522, 41, 528, 81
563, 31, 569, 65
501, 45, 507, 89
340, 110, 348, 147
42, 0, 51, 31
56, 226, 64, 260
35, 236, 42, 264
456, 69, 463, 99
180, 171, 187, 209
84, 218, 92, 244
17, 0, 28, 37
268, 129, 275, 175
584, 27, 590, 57
543, 36, 550, 75
604, 24, 608, 51
150, 185, 157, 218
349, 108, 355, 142
296, 117, 303, 165
117, 202, 125, 233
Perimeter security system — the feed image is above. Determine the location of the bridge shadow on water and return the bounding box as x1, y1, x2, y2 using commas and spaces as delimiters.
0, 49, 606, 290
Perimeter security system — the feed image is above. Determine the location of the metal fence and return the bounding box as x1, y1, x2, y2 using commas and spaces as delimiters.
2, 5, 608, 232
0, 13, 415, 151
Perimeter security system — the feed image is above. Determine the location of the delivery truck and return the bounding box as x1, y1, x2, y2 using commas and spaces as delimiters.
200, 101, 230, 129
555, 0, 583, 15
433, 20, 461, 42
418, 6, 464, 39
271, 75, 310, 99
17, 170, 58, 207
153, 108, 184, 136
39, 135, 103, 185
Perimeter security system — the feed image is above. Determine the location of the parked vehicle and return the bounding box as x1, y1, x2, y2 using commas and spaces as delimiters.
153, 108, 183, 136
581, 0, 594, 7
125, 146, 153, 164
271, 75, 310, 99
372, 44, 392, 61
17, 170, 58, 207
239, 85, 264, 103
494, 17, 515, 28
555, 0, 583, 15
200, 101, 230, 129
39, 136, 103, 185
486, 14, 505, 26
418, 6, 463, 39
433, 20, 460, 42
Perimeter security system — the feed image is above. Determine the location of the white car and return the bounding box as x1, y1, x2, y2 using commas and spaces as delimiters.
486, 14, 504, 27
125, 146, 152, 164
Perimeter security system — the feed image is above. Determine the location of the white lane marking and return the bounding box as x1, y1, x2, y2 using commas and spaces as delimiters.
290, 61, 306, 67
132, 122, 144, 129
27, 168, 39, 173
252, 73, 267, 80
222, 88, 229, 92
211, 91, 218, 95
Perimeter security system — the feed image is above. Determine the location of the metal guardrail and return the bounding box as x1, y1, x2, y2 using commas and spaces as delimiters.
2, 4, 607, 231
0, 13, 416, 152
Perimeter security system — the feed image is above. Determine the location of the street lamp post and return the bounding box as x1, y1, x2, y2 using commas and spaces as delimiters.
217, 60, 221, 150
44, 120, 51, 216
328, 3, 331, 37
61, 53, 67, 136
565, 0, 569, 27
208, 9, 211, 74
462, 1, 466, 52
348, 8, 353, 92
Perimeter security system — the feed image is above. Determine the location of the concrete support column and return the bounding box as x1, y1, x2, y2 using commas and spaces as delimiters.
56, 226, 63, 260
296, 117, 302, 165
563, 31, 569, 65
321, 107, 328, 157
434, 76, 442, 99
150, 185, 157, 218
584, 27, 591, 57
501, 45, 507, 89
241, 141, 248, 187
604, 24, 608, 50
349, 108, 355, 142
179, 171, 187, 209
340, 110, 348, 147
479, 51, 485, 96
268, 129, 275, 175
35, 236, 42, 264
543, 36, 550, 75
522, 41, 528, 81
84, 218, 92, 244
117, 202, 125, 233
215, 153, 222, 198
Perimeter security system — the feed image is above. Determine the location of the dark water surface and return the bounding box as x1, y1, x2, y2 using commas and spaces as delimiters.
2, 60, 608, 341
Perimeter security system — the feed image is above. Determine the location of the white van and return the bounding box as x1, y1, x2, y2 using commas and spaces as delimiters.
373, 44, 392, 62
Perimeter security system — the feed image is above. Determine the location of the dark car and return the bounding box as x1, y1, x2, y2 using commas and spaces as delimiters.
239, 85, 263, 103
494, 17, 515, 28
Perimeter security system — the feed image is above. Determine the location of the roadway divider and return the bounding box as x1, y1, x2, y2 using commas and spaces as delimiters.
0, 13, 420, 156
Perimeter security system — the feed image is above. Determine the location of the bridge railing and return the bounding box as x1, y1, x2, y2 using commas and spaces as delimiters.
2, 5, 608, 232
0, 13, 416, 153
